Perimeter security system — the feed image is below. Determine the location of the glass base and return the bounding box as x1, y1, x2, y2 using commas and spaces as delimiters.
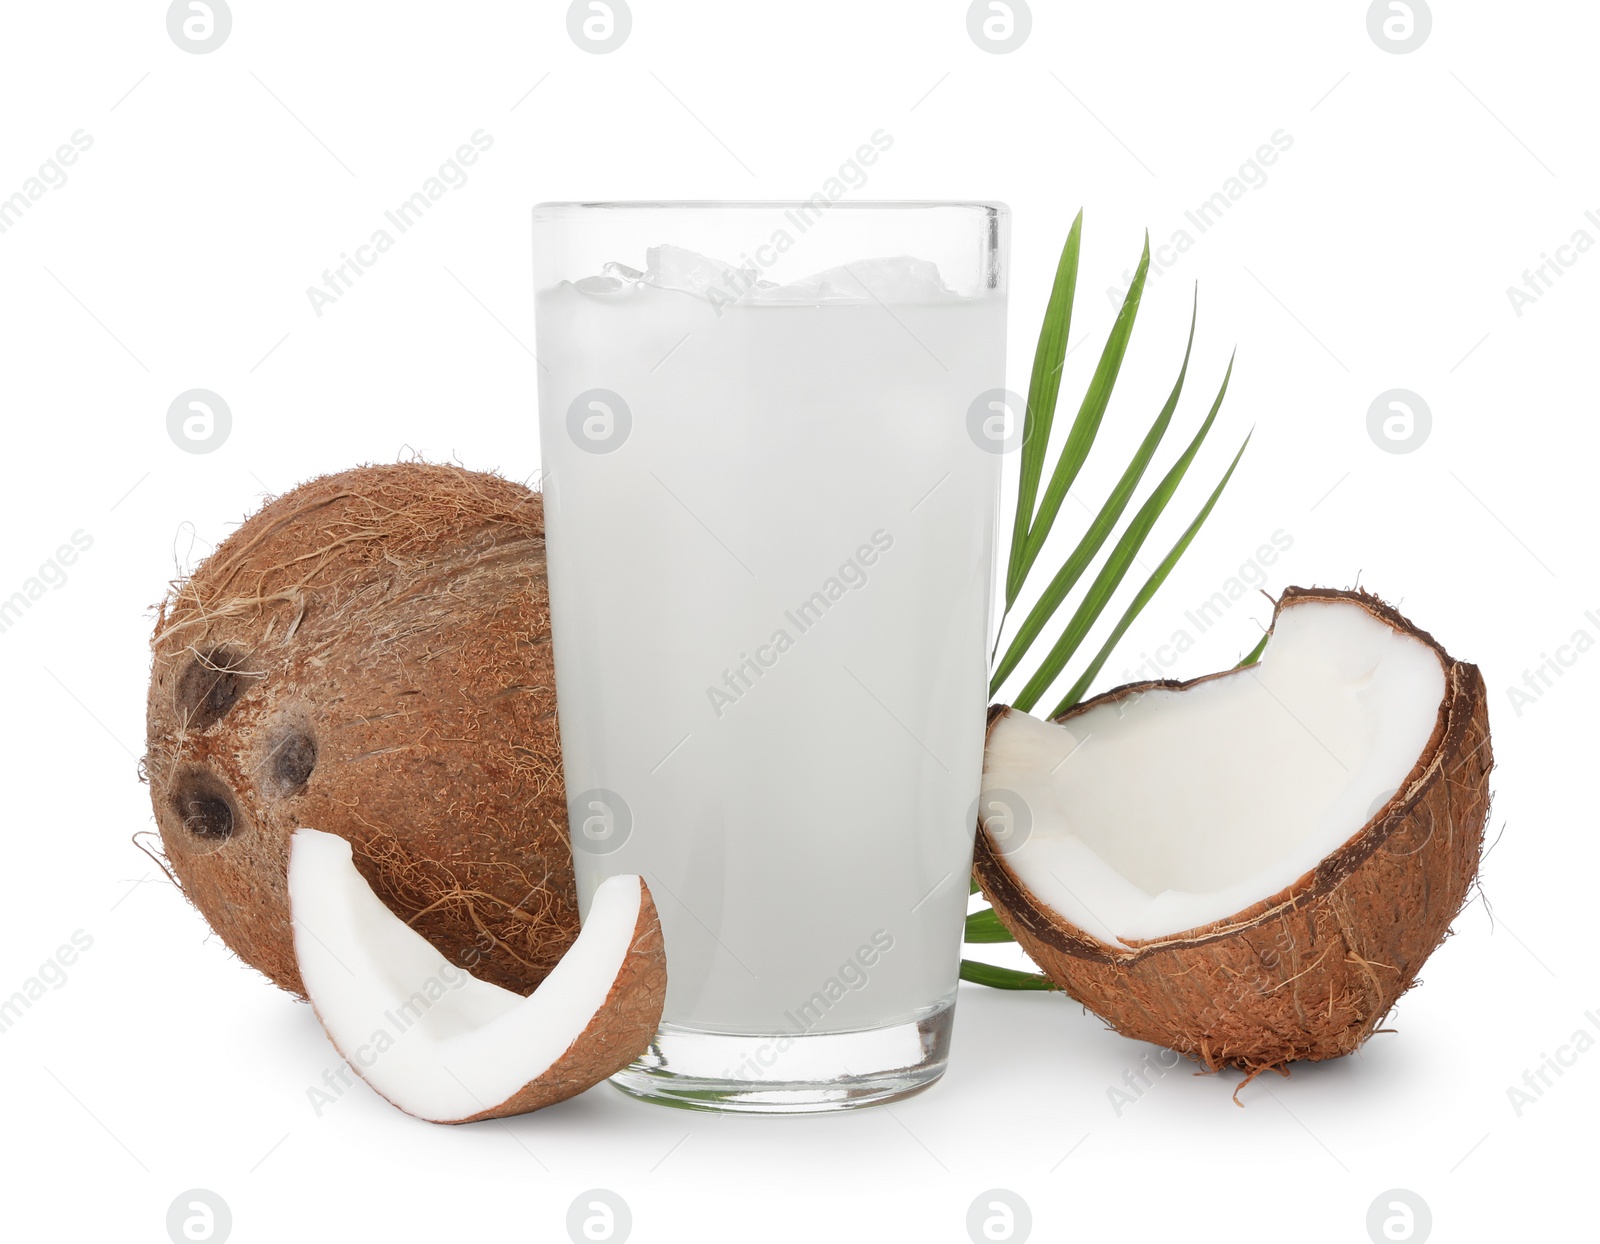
609, 1000, 955, 1114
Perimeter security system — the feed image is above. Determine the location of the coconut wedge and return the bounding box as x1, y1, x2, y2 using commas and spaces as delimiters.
974, 587, 1492, 1076
288, 828, 665, 1123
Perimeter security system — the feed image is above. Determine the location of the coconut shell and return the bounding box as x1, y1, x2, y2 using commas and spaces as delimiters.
974, 586, 1492, 1078
454, 881, 667, 1124
144, 463, 580, 997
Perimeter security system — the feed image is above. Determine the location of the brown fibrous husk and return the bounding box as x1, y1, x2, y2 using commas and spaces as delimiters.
974, 586, 1493, 1084
143, 463, 580, 998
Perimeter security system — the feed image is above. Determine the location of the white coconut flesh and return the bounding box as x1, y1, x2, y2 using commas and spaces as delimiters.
982, 599, 1447, 948
288, 828, 645, 1123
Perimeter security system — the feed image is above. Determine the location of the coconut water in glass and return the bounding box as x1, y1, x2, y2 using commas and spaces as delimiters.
534, 202, 1008, 1111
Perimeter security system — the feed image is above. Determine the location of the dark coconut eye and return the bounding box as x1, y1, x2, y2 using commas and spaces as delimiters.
271, 729, 318, 793
176, 648, 255, 730
170, 769, 238, 841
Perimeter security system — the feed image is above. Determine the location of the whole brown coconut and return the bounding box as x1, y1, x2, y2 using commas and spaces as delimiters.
974, 586, 1493, 1082
144, 463, 580, 997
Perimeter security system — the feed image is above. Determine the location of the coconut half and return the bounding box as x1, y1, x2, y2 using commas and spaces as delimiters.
288, 828, 665, 1123
974, 587, 1492, 1076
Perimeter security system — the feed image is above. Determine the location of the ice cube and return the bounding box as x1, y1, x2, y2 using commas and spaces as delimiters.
574, 249, 957, 305
643, 244, 758, 298
747, 255, 955, 304
570, 260, 646, 295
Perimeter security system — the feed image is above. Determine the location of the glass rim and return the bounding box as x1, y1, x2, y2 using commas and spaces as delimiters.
534, 199, 1009, 214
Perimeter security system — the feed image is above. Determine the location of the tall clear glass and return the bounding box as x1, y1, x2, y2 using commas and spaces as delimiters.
534, 202, 1008, 1112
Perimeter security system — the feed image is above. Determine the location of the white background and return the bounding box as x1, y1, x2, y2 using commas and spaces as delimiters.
1, 1, 1594, 1241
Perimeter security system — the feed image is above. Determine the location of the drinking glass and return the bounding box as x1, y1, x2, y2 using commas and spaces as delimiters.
534, 201, 1008, 1111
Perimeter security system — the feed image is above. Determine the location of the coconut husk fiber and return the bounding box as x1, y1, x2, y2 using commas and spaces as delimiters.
143, 463, 579, 997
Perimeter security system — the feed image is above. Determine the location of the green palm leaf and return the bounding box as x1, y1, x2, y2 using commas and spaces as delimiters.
964, 908, 1015, 942
1008, 233, 1150, 603
1050, 429, 1252, 716
1236, 629, 1270, 668
1003, 212, 1083, 612
959, 960, 1058, 990
991, 289, 1197, 695
1010, 354, 1235, 714
963, 214, 1251, 982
